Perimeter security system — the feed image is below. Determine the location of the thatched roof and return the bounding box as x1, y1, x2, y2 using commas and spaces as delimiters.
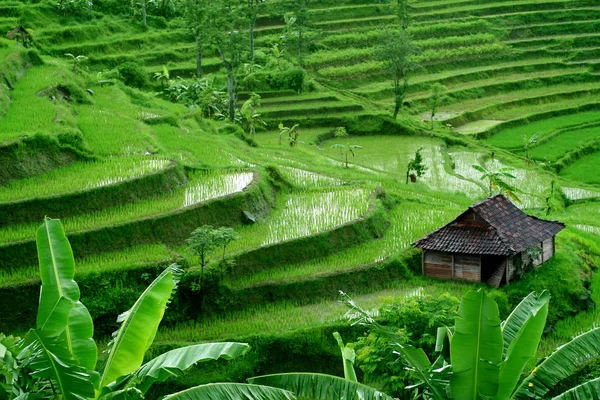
413, 194, 565, 256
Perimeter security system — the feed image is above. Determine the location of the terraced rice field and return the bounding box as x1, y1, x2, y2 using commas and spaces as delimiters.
0, 169, 254, 243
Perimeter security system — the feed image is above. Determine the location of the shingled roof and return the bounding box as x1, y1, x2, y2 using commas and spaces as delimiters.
413, 194, 565, 256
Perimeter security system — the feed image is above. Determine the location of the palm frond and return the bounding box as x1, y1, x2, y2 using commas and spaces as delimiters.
163, 383, 296, 400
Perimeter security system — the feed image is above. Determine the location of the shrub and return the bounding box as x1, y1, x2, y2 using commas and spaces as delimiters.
266, 68, 306, 92
117, 61, 149, 88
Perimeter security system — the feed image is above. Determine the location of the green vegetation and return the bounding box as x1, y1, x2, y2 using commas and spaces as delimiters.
0, 0, 599, 395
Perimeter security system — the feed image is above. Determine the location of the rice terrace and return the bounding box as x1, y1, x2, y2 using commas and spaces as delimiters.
1, 0, 600, 398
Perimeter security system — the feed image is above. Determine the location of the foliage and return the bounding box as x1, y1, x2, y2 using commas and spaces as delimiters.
351, 293, 460, 397
278, 123, 300, 146
117, 62, 149, 88
406, 148, 427, 184
64, 53, 88, 73
522, 131, 541, 165
428, 83, 448, 130
240, 93, 266, 138
374, 30, 419, 119
471, 165, 521, 202
344, 289, 600, 400
331, 143, 362, 168
0, 218, 293, 400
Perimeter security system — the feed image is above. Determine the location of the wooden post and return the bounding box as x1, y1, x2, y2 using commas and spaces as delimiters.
478, 255, 482, 282
422, 250, 425, 276
451, 254, 455, 279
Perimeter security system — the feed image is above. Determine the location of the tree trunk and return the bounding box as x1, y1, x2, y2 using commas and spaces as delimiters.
226, 67, 236, 122
297, 30, 303, 68
195, 33, 203, 78
431, 114, 435, 130
406, 170, 409, 184
142, 0, 147, 26
249, 20, 255, 62
393, 103, 400, 119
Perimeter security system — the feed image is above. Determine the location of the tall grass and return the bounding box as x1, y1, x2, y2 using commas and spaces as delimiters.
278, 166, 343, 188
559, 151, 600, 184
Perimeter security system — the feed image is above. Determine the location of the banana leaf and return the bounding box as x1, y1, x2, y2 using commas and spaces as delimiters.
248, 372, 392, 400
496, 292, 549, 400
333, 332, 358, 382
551, 377, 600, 400
501, 291, 550, 355
163, 383, 296, 400
450, 290, 503, 400
98, 264, 181, 389
36, 218, 96, 371
19, 329, 94, 400
513, 327, 600, 399
130, 342, 250, 393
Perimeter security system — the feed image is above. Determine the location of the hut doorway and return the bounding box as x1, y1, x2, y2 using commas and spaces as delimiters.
481, 255, 506, 282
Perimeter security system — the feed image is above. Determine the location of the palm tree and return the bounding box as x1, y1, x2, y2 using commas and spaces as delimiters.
64, 53, 87, 73
240, 93, 266, 138
522, 131, 541, 165
0, 218, 295, 400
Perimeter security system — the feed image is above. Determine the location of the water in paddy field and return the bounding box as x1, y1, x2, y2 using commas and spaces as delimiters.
87, 158, 171, 189
183, 172, 254, 207
562, 187, 600, 201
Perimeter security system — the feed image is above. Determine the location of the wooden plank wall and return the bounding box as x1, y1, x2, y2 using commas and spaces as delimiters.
424, 250, 453, 279
455, 254, 480, 282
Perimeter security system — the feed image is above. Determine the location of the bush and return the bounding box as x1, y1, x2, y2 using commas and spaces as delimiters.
265, 68, 306, 92
117, 62, 149, 88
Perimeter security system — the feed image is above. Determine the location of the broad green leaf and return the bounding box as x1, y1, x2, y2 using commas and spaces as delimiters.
99, 264, 181, 389
333, 332, 358, 382
36, 218, 96, 370
39, 297, 73, 333
19, 330, 94, 400
450, 290, 503, 400
98, 388, 143, 400
248, 373, 392, 400
496, 292, 549, 400
501, 291, 550, 354
551, 377, 600, 400
164, 383, 296, 400
132, 342, 250, 393
514, 327, 600, 399
394, 344, 448, 400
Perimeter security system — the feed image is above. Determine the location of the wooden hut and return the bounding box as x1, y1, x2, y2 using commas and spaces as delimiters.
412, 194, 564, 287
6, 26, 30, 45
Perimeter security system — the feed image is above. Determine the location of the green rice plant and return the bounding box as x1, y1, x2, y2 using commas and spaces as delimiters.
487, 94, 600, 122
559, 202, 600, 228
226, 187, 370, 253
76, 105, 149, 155
278, 166, 343, 187
0, 65, 60, 142
559, 151, 600, 185
152, 123, 248, 167
0, 157, 170, 203
0, 243, 173, 287
561, 186, 600, 200
531, 126, 600, 161
0, 170, 254, 244
230, 201, 459, 287
485, 111, 600, 148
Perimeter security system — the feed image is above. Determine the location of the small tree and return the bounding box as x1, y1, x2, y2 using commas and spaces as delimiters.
213, 226, 239, 277
183, 0, 210, 78
395, 0, 411, 33
64, 53, 87, 73
522, 131, 541, 165
472, 164, 521, 202
330, 126, 360, 168
374, 30, 419, 119
240, 93, 266, 138
186, 225, 218, 309
428, 83, 447, 130
278, 123, 300, 146
406, 147, 427, 183
246, 0, 265, 62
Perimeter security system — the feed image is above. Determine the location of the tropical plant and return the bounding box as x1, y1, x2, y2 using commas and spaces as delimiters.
471, 164, 521, 202
331, 143, 362, 168
153, 65, 171, 87
406, 148, 427, 183
245, 0, 265, 62
428, 83, 448, 130
342, 289, 600, 400
240, 93, 266, 137
395, 0, 412, 32
214, 226, 239, 277
374, 30, 419, 119
183, 0, 210, 77
522, 131, 541, 165
186, 225, 219, 309
64, 53, 88, 73
278, 123, 300, 146
0, 218, 295, 400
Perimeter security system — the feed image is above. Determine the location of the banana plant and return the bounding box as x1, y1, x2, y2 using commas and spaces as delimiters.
0, 218, 295, 400
342, 289, 600, 400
